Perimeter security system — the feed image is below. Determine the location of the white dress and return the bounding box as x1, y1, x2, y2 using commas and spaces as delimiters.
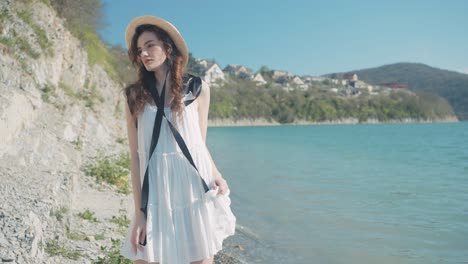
120, 100, 236, 263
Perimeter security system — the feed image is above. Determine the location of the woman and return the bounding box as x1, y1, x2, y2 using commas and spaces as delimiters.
120, 15, 236, 264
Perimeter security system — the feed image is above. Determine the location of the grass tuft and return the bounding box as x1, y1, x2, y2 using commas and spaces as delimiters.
84, 151, 130, 194
50, 206, 68, 222
78, 208, 99, 222
17, 9, 53, 56
44, 239, 82, 260
41, 82, 56, 102
93, 238, 132, 264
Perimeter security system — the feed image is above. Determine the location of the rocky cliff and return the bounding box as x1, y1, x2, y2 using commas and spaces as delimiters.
0, 0, 140, 263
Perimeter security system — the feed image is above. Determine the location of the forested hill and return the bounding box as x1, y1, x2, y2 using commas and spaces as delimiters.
327, 63, 468, 120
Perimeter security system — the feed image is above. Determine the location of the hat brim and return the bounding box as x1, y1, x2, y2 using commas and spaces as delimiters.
125, 15, 188, 69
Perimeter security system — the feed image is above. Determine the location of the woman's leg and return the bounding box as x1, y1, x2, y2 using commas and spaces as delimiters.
191, 256, 214, 264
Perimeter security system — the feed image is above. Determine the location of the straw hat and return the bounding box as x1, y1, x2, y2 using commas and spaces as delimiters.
125, 15, 189, 68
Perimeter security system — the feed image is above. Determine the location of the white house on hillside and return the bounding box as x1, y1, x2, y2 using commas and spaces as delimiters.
203, 63, 225, 84
291, 76, 308, 90
223, 64, 254, 80
291, 76, 304, 85
190, 59, 225, 85
343, 73, 358, 81
271, 70, 293, 79
252, 73, 267, 85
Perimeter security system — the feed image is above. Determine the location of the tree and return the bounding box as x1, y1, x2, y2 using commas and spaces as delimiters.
259, 65, 271, 78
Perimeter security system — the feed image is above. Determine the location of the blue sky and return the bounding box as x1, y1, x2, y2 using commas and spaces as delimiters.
99, 0, 468, 76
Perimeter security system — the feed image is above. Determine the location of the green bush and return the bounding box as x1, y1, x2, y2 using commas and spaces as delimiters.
41, 82, 56, 102
50, 206, 68, 222
65, 225, 87, 241
44, 239, 82, 260
17, 9, 53, 56
209, 78, 455, 123
94, 238, 131, 264
0, 36, 14, 48
15, 36, 40, 59
59, 81, 77, 98
110, 214, 130, 235
78, 209, 99, 222
94, 233, 105, 240
81, 26, 117, 80
71, 137, 83, 151
74, 81, 104, 111
116, 137, 126, 145
84, 151, 130, 194
110, 214, 130, 228
0, 9, 11, 27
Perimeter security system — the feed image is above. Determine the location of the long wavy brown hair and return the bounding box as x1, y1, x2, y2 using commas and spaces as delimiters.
124, 24, 185, 121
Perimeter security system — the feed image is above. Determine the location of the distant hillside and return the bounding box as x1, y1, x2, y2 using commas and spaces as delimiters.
327, 63, 468, 120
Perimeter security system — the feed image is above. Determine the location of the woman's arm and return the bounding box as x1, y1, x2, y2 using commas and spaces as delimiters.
197, 81, 229, 193
197, 81, 210, 144
124, 101, 143, 216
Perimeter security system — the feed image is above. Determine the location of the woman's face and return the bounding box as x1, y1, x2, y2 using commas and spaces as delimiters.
136, 31, 168, 72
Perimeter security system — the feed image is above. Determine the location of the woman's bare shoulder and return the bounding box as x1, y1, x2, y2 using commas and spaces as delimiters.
196, 80, 210, 115
199, 80, 210, 100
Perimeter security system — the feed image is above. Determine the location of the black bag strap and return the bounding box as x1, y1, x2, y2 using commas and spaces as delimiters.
140, 72, 209, 222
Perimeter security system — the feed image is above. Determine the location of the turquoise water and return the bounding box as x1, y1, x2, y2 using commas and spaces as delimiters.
207, 122, 468, 264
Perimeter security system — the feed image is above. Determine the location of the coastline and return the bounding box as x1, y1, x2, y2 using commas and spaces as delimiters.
208, 117, 459, 127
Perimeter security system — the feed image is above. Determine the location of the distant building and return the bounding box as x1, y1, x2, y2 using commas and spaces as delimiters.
271, 70, 293, 79
343, 73, 358, 81
350, 80, 367, 89
198, 60, 208, 68
252, 73, 267, 85
301, 76, 311, 83
204, 63, 225, 84
189, 59, 225, 84
291, 76, 304, 85
291, 76, 308, 90
223, 64, 253, 80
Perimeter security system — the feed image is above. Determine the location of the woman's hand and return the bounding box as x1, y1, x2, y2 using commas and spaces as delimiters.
131, 214, 146, 254
214, 176, 229, 196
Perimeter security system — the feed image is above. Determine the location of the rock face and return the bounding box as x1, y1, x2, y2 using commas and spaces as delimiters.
0, 1, 126, 156
0, 0, 131, 263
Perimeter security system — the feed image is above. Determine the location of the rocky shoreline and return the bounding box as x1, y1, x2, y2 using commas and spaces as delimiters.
208, 117, 459, 127
0, 161, 245, 264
